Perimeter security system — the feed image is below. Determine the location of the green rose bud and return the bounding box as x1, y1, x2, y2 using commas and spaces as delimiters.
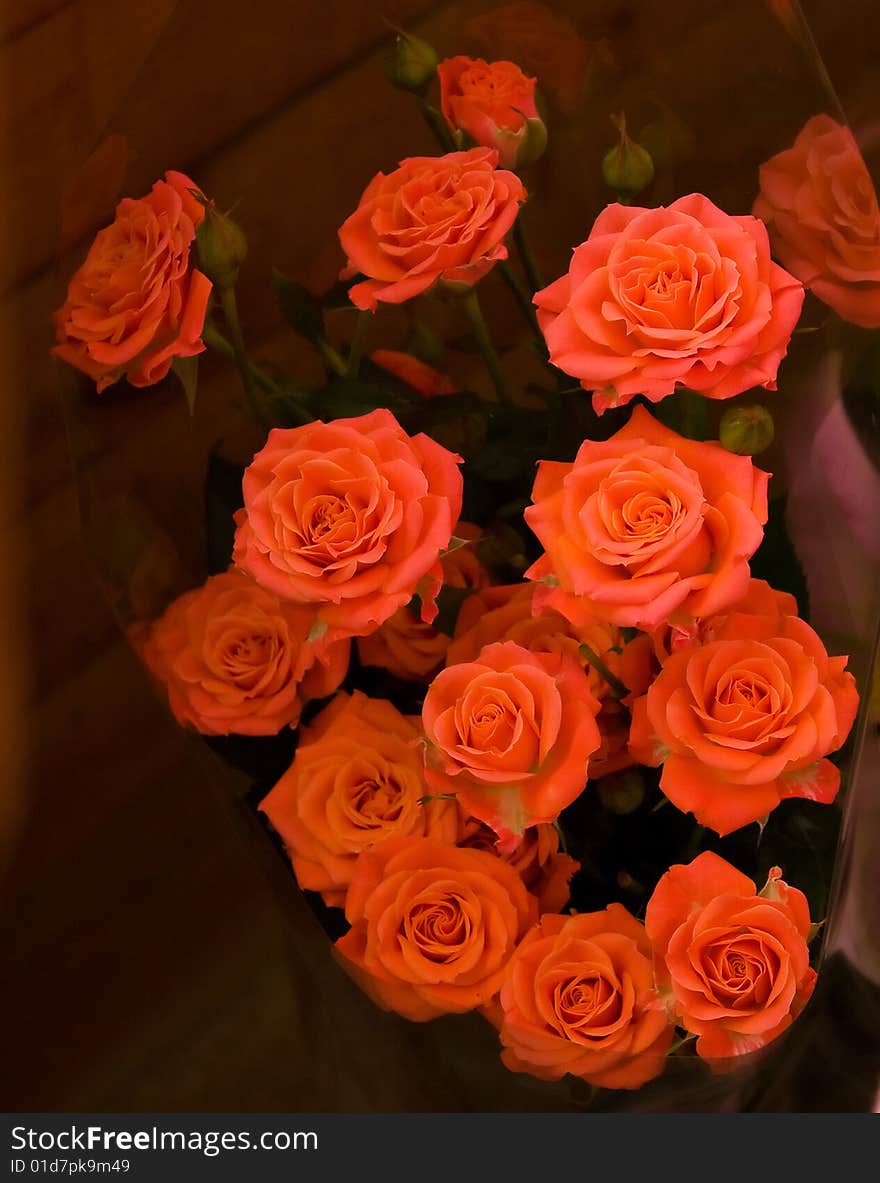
385, 27, 438, 95
602, 112, 655, 198
195, 203, 248, 290
596, 769, 646, 816
719, 404, 775, 456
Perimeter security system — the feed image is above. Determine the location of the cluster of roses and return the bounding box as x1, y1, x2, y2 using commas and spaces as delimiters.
134, 398, 857, 1088
51, 37, 876, 1090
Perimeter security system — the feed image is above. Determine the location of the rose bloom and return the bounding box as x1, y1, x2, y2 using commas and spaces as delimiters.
448, 581, 654, 777
464, 1, 592, 115
53, 170, 212, 392
754, 114, 880, 328
334, 835, 538, 1021
422, 640, 602, 849
357, 522, 488, 681
525, 404, 770, 632
338, 148, 526, 311
369, 349, 457, 398
259, 692, 455, 909
232, 409, 463, 643
493, 905, 675, 1088
438, 56, 542, 170
534, 194, 804, 414
140, 568, 349, 736
454, 811, 579, 914
651, 577, 798, 663
629, 611, 859, 835
645, 852, 817, 1061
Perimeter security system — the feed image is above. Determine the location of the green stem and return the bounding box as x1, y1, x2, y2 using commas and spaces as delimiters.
204, 320, 314, 427
317, 337, 348, 379
578, 642, 630, 700
218, 287, 273, 431
498, 260, 547, 354
513, 215, 543, 292
459, 288, 512, 405
417, 96, 457, 152
347, 309, 370, 378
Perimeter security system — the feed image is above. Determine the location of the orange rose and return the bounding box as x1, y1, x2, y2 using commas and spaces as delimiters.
140, 568, 349, 736
438, 57, 544, 170
422, 640, 602, 849
754, 115, 880, 328
448, 581, 654, 778
464, 2, 592, 116
52, 170, 212, 392
369, 349, 457, 398
629, 611, 859, 835
232, 409, 463, 643
356, 522, 489, 681
334, 835, 538, 1021
525, 405, 770, 632
645, 852, 817, 1060
259, 692, 455, 909
338, 148, 526, 311
455, 812, 578, 914
651, 577, 798, 663
534, 194, 804, 414
494, 905, 675, 1088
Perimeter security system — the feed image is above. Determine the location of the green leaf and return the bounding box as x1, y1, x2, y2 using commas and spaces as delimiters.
273, 269, 325, 343
204, 449, 245, 574
172, 354, 199, 416
319, 377, 415, 421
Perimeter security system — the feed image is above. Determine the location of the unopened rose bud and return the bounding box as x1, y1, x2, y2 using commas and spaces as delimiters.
195, 203, 248, 289
385, 28, 439, 95
719, 403, 775, 455
514, 114, 548, 169
596, 769, 646, 815
602, 112, 655, 197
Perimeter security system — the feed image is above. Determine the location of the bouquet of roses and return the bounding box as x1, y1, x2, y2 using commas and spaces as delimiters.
52, 15, 878, 1097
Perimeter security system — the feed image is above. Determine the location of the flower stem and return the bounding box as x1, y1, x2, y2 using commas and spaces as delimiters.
217, 287, 273, 431
513, 215, 544, 292
347, 309, 370, 378
499, 260, 547, 355
459, 288, 512, 405
578, 642, 630, 700
417, 96, 457, 152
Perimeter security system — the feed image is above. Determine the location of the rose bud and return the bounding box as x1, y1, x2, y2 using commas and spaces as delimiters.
719, 404, 775, 456
384, 27, 439, 95
438, 56, 546, 170
596, 769, 646, 816
195, 201, 248, 290
602, 112, 654, 197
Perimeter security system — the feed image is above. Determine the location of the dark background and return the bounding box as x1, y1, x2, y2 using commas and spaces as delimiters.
1, 0, 879, 1111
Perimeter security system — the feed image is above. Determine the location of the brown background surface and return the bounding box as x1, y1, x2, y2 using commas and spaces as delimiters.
1, 0, 879, 1111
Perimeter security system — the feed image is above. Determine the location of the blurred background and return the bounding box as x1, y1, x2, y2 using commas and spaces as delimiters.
1, 0, 879, 1111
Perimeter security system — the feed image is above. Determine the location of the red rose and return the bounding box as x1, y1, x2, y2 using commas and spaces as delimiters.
338, 148, 526, 311
525, 405, 769, 631
232, 409, 463, 644
438, 56, 544, 169
53, 170, 212, 392
534, 194, 804, 414
645, 852, 817, 1061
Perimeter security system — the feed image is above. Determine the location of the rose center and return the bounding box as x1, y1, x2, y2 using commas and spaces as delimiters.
405, 893, 470, 963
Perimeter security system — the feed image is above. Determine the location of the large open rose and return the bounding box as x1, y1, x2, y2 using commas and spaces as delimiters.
140, 568, 349, 736
422, 640, 602, 849
534, 194, 804, 413
493, 905, 675, 1087
525, 404, 769, 632
629, 611, 859, 835
338, 148, 526, 311
754, 114, 880, 328
334, 836, 537, 1021
259, 692, 454, 908
53, 170, 212, 392
232, 409, 463, 643
645, 852, 817, 1061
